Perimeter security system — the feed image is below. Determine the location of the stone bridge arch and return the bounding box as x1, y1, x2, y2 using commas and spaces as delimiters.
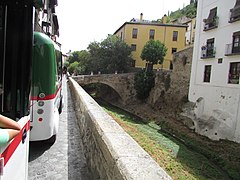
72, 73, 136, 105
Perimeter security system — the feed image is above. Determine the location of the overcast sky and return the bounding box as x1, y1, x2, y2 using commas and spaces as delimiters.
56, 0, 191, 53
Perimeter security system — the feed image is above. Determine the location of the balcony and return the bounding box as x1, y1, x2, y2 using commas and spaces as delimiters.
229, 9, 240, 23
229, 0, 240, 23
203, 16, 219, 31
225, 43, 240, 56
201, 46, 216, 59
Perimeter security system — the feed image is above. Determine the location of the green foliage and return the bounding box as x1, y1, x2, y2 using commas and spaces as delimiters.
170, 2, 197, 19
66, 50, 91, 75
87, 35, 133, 74
65, 35, 132, 75
63, 61, 69, 68
141, 40, 167, 66
134, 70, 155, 100
67, 61, 80, 75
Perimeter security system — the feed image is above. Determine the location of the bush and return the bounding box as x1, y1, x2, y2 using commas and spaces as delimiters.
134, 70, 155, 100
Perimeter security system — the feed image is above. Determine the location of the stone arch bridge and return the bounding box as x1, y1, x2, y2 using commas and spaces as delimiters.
72, 73, 136, 104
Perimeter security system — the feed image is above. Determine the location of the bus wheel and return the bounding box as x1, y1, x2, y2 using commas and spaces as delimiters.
58, 98, 63, 114
47, 135, 56, 144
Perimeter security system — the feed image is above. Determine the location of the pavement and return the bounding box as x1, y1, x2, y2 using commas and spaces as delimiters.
28, 76, 92, 180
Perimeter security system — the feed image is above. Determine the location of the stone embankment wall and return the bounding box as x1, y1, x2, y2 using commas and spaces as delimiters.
68, 78, 172, 180
148, 47, 193, 110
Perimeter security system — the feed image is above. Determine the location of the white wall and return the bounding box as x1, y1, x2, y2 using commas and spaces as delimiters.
189, 0, 240, 142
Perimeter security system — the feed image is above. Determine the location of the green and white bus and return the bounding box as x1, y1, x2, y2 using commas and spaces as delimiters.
30, 32, 63, 142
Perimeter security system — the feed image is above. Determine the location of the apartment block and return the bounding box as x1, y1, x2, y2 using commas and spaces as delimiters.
189, 0, 240, 142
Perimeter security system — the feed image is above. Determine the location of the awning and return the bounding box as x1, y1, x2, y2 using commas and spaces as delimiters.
230, 0, 240, 19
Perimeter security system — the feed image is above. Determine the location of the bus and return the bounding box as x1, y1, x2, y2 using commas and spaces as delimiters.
0, 1, 33, 179
30, 32, 63, 142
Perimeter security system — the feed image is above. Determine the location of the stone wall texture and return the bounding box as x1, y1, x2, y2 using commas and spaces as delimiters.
148, 47, 193, 109
68, 78, 172, 180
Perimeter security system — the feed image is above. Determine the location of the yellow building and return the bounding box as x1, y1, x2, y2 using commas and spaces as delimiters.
183, 17, 196, 46
114, 14, 187, 70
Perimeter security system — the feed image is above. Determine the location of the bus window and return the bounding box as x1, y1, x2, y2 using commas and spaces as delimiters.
0, 5, 4, 113
56, 50, 62, 81
0, 3, 32, 121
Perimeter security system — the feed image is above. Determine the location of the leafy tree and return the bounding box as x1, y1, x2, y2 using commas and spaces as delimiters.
134, 70, 155, 100
170, 2, 197, 19
67, 61, 80, 75
65, 35, 132, 75
67, 51, 81, 64
141, 40, 167, 71
87, 35, 133, 74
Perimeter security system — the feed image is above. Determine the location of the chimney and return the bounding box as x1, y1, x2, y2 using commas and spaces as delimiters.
140, 13, 143, 21
162, 14, 167, 24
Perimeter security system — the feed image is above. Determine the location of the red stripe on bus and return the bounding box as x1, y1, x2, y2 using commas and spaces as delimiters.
0, 120, 30, 166
30, 84, 62, 101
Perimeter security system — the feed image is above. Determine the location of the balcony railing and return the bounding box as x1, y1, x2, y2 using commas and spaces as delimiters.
203, 16, 219, 31
201, 46, 216, 59
229, 8, 240, 23
225, 43, 240, 56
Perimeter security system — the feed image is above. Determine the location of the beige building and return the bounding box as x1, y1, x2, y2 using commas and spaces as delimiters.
114, 14, 187, 70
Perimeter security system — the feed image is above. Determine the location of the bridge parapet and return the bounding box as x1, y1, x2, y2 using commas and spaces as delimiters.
72, 73, 136, 105
69, 77, 172, 180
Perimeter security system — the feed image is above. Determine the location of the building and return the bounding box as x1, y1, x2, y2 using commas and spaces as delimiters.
188, 0, 240, 142
183, 17, 196, 46
34, 0, 59, 39
114, 14, 187, 70
172, 16, 196, 46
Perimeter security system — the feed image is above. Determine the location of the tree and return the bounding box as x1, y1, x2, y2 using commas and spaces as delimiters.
134, 70, 155, 100
65, 50, 91, 75
141, 40, 167, 71
67, 61, 80, 75
87, 35, 133, 74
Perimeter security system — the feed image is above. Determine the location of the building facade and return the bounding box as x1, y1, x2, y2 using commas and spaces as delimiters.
183, 17, 196, 46
189, 0, 240, 142
114, 14, 187, 70
34, 0, 59, 39
172, 16, 196, 46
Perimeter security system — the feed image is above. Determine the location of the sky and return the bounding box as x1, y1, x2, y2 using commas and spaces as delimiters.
56, 0, 191, 53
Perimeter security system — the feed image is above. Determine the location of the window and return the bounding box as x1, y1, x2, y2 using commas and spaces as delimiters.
228, 62, 240, 84
206, 38, 215, 57
232, 31, 240, 53
172, 48, 177, 54
203, 7, 218, 30
131, 44, 136, 51
120, 32, 123, 40
173, 31, 178, 41
229, 0, 240, 22
149, 29, 155, 40
132, 28, 138, 39
218, 58, 223, 64
203, 65, 211, 83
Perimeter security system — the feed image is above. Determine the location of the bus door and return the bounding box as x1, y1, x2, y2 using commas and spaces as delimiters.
0, 1, 33, 179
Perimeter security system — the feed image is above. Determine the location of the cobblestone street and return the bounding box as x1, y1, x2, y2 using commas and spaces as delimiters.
28, 77, 91, 180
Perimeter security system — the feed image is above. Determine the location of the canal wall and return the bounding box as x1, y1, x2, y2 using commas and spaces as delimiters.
68, 77, 172, 180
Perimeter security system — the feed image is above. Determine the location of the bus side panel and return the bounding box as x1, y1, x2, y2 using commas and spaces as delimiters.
0, 116, 30, 180
30, 98, 59, 141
